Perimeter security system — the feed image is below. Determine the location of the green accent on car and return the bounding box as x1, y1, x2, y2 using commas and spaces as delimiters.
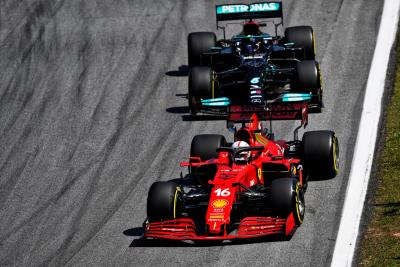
281, 93, 312, 102
216, 3, 281, 14
284, 42, 295, 46
233, 34, 271, 39
210, 47, 222, 52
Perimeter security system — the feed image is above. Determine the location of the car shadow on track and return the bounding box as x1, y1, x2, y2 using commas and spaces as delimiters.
166, 106, 190, 114
165, 65, 189, 77
166, 105, 226, 121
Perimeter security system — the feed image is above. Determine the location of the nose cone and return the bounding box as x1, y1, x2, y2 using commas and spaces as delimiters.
206, 187, 235, 234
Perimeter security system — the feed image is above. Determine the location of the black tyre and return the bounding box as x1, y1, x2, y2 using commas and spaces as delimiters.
292, 60, 320, 93
188, 67, 214, 114
190, 134, 226, 161
147, 181, 182, 222
302, 130, 339, 180
188, 32, 216, 67
285, 26, 316, 60
271, 178, 305, 226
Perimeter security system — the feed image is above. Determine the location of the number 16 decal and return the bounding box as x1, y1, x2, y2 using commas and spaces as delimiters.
214, 188, 231, 197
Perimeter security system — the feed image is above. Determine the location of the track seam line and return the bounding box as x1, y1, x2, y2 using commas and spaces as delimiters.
330, 0, 400, 266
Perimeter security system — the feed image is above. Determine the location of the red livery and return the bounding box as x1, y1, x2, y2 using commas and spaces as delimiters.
143, 104, 338, 241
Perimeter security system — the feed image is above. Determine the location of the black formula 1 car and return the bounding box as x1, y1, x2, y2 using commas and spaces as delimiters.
187, 2, 323, 115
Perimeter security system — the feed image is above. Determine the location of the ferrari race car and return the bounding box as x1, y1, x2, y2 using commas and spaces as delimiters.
187, 2, 323, 115
143, 103, 339, 241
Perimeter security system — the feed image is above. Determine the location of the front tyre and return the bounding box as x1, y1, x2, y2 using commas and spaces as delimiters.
292, 60, 320, 93
147, 182, 182, 222
271, 178, 305, 226
188, 67, 214, 114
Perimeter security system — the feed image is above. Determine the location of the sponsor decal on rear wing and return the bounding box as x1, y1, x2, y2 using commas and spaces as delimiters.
228, 102, 308, 126
216, 2, 282, 21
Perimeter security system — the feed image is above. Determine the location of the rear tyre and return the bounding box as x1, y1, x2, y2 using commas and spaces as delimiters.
285, 26, 316, 60
188, 67, 214, 114
190, 134, 226, 184
302, 130, 339, 180
190, 134, 226, 161
271, 178, 305, 226
188, 32, 216, 67
147, 182, 182, 222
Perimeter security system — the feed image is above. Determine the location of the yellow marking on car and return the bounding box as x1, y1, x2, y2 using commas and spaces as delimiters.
333, 135, 339, 174
211, 199, 229, 208
318, 62, 324, 92
295, 183, 303, 224
313, 31, 316, 58
257, 168, 263, 184
173, 186, 182, 218
209, 215, 224, 219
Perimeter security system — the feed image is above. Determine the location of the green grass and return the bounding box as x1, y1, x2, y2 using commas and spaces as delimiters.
358, 40, 400, 266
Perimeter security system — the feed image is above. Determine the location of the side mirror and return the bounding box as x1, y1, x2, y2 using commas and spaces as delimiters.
227, 121, 237, 133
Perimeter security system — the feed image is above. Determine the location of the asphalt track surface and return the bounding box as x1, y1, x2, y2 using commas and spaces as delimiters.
0, 0, 384, 266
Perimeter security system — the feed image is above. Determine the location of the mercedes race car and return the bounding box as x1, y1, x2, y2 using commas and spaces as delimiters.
187, 2, 323, 115
143, 103, 339, 241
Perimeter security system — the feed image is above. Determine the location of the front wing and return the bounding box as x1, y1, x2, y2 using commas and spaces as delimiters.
143, 213, 296, 241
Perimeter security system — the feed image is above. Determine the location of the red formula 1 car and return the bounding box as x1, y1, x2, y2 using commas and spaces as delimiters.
143, 103, 339, 241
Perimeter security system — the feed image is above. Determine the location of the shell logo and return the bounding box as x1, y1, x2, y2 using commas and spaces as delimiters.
212, 199, 229, 208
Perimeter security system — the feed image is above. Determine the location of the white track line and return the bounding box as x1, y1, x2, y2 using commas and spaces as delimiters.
330, 0, 400, 266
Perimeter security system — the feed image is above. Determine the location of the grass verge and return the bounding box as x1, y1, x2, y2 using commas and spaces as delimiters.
358, 38, 400, 266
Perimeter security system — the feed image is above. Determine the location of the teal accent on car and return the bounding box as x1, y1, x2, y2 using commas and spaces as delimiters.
284, 42, 295, 47
216, 3, 281, 14
210, 47, 222, 52
264, 64, 278, 74
281, 93, 312, 102
201, 97, 230, 107
233, 34, 271, 39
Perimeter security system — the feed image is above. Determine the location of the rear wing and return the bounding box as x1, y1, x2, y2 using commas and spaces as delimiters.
216, 2, 283, 21
227, 102, 308, 126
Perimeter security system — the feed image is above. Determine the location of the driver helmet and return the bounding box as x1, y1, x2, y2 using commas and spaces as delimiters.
232, 141, 251, 163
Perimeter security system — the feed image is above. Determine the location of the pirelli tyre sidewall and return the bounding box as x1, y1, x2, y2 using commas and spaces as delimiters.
271, 178, 305, 226
147, 181, 182, 222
